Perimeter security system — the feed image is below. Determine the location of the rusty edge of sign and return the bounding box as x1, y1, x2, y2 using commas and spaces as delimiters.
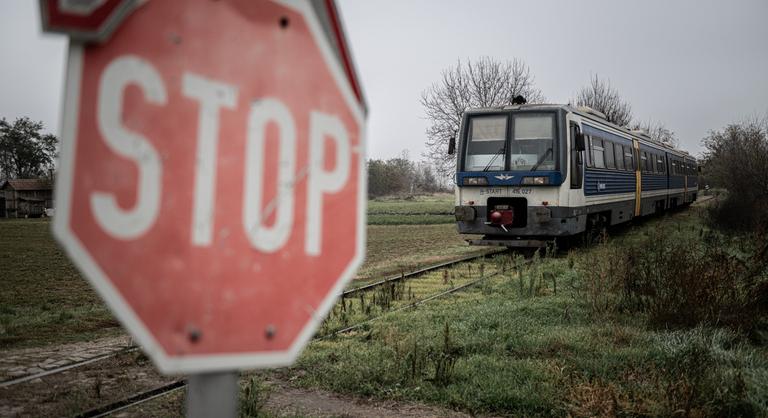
38, 0, 144, 44
311, 0, 368, 114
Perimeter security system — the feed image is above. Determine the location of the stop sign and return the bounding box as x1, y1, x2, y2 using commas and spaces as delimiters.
53, 0, 366, 373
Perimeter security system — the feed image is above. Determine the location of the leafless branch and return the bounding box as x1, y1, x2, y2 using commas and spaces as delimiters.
420, 57, 544, 179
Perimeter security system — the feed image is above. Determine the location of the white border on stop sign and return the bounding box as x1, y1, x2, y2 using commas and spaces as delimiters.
52, 0, 367, 374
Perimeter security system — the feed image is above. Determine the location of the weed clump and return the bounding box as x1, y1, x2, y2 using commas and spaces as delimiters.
583, 219, 768, 335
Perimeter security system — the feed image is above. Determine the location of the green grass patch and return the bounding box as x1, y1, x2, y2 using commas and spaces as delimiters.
357, 224, 490, 283
368, 194, 454, 215
289, 209, 768, 417
367, 213, 453, 225
0, 219, 119, 349
367, 194, 454, 225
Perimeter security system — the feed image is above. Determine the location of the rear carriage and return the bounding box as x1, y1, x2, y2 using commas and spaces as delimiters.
451, 104, 698, 247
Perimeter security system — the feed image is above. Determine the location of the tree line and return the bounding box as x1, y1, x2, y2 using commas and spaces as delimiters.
0, 117, 58, 181
701, 115, 768, 232
367, 153, 448, 198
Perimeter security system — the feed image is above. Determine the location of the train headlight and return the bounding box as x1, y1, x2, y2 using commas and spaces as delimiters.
463, 177, 488, 186
521, 176, 549, 185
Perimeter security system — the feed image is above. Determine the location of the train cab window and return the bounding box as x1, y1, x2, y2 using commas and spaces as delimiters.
464, 115, 507, 171
624, 146, 634, 171
510, 113, 556, 171
591, 138, 605, 168
604, 141, 615, 169
614, 143, 625, 170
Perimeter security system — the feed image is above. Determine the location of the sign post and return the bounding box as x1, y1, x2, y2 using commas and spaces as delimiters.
45, 0, 366, 414
186, 372, 239, 418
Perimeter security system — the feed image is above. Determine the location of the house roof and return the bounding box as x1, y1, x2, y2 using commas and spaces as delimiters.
1, 179, 52, 191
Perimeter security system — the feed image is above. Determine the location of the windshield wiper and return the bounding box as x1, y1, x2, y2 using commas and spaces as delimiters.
482, 146, 505, 172
530, 147, 553, 172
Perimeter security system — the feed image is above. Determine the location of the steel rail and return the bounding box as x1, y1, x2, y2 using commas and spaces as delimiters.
0, 251, 504, 389
342, 249, 504, 297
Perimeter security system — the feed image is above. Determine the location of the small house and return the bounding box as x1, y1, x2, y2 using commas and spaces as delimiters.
0, 179, 54, 218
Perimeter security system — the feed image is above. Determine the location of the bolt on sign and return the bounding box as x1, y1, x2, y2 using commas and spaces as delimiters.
48, 0, 367, 374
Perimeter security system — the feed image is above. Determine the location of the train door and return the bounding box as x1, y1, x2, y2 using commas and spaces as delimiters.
570, 122, 583, 189
633, 139, 641, 216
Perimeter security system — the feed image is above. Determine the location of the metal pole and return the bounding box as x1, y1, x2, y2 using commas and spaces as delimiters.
186, 371, 239, 418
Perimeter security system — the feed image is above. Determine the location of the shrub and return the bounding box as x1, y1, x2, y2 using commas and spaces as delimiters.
702, 117, 768, 233
584, 220, 768, 334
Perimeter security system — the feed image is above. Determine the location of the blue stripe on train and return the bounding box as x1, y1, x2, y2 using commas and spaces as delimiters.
642, 173, 666, 191
584, 168, 635, 196
456, 170, 563, 186
669, 175, 685, 189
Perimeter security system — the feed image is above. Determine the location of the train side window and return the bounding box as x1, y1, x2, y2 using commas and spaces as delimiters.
614, 143, 625, 170
592, 138, 605, 168
657, 156, 665, 173
604, 141, 615, 169
624, 146, 634, 171
640, 152, 648, 173
585, 136, 593, 167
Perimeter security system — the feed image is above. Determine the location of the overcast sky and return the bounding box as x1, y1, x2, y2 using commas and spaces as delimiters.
1, 0, 766, 160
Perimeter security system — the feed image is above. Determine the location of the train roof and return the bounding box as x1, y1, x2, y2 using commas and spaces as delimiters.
463, 103, 695, 161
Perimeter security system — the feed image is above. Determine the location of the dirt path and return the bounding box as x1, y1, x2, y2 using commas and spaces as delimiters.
260, 379, 480, 418
0, 334, 131, 382
127, 377, 485, 418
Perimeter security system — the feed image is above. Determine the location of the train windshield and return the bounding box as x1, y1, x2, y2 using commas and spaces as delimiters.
462, 112, 556, 172
509, 113, 555, 171
463, 115, 507, 171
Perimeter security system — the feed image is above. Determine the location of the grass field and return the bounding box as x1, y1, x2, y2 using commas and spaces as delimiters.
367, 194, 455, 225
285, 207, 768, 417
0, 219, 119, 349
0, 194, 482, 349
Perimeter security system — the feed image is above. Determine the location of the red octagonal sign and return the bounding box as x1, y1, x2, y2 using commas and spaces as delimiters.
53, 0, 366, 373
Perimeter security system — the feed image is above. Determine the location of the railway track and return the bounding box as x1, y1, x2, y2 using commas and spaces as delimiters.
73, 251, 515, 417
0, 250, 503, 391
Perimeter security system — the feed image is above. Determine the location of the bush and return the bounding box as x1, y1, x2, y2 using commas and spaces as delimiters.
584, 218, 768, 334
702, 117, 768, 233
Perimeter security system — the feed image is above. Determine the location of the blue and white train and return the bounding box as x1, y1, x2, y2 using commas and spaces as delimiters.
450, 104, 698, 247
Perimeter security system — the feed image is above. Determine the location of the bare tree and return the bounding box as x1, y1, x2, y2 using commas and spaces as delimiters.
702, 115, 768, 231
632, 119, 678, 147
576, 74, 633, 127
421, 57, 544, 178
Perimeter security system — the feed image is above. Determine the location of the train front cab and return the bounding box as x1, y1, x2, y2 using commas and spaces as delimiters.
453, 107, 589, 246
